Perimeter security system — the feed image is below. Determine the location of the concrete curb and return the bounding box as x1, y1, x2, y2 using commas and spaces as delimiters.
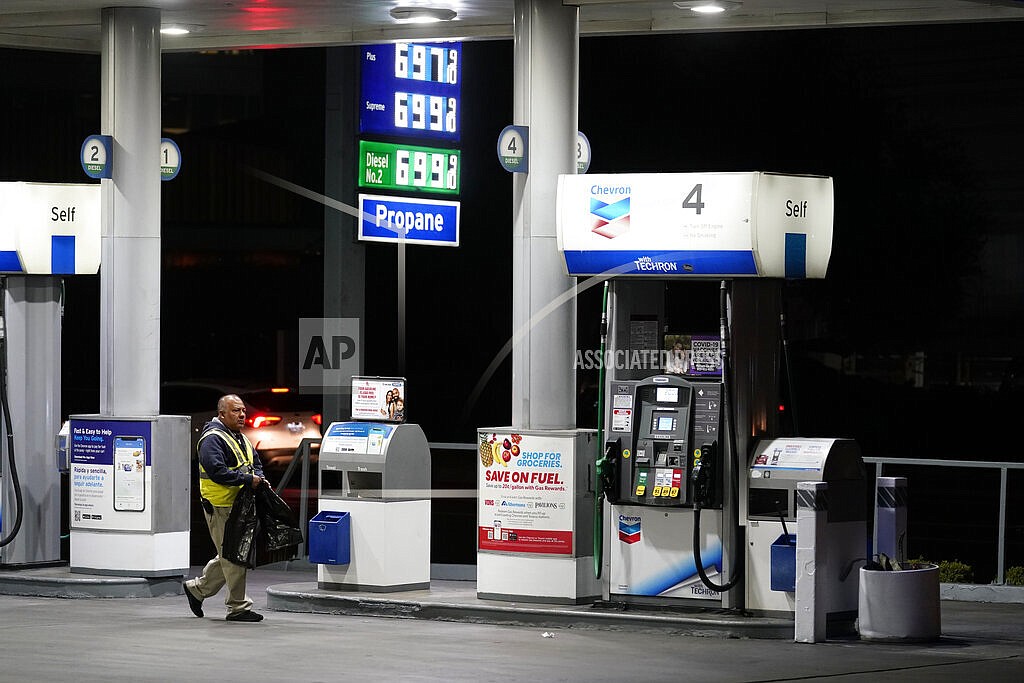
941, 583, 1024, 603
266, 581, 795, 638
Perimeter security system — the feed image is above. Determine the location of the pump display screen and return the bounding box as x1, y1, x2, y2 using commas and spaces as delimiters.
652, 412, 677, 433
656, 386, 679, 404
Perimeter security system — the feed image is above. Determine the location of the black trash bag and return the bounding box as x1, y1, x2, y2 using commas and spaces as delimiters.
255, 485, 303, 551
222, 486, 258, 568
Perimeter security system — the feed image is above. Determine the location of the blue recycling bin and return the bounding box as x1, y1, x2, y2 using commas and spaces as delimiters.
770, 533, 797, 592
308, 511, 350, 565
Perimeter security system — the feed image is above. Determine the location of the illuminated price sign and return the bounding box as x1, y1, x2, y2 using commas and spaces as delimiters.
360, 41, 461, 142
359, 141, 460, 195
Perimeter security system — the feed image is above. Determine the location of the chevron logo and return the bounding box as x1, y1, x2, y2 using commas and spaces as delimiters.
589, 194, 631, 239
618, 515, 641, 544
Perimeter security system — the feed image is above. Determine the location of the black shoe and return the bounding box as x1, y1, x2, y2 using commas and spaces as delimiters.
184, 584, 204, 618
226, 610, 264, 623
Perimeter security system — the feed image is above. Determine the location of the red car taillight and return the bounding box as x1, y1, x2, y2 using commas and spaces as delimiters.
312, 414, 322, 426
247, 414, 282, 429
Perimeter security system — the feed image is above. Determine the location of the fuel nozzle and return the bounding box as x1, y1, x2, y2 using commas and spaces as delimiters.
690, 443, 715, 509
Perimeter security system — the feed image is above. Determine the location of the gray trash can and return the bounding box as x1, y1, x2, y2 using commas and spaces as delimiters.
858, 563, 940, 642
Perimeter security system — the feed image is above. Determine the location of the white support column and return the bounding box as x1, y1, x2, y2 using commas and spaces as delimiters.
511, 0, 579, 429
874, 476, 908, 562
99, 7, 161, 417
795, 481, 828, 643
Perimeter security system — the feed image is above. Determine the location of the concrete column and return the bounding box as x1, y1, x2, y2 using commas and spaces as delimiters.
99, 7, 161, 417
0, 277, 61, 565
875, 476, 908, 562
795, 481, 828, 643
511, 0, 579, 429
322, 48, 365, 422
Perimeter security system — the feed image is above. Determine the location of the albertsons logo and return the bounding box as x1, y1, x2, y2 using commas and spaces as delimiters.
589, 184, 631, 239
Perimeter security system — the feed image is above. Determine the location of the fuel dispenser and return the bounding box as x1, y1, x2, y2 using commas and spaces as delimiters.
604, 374, 729, 603
556, 171, 848, 614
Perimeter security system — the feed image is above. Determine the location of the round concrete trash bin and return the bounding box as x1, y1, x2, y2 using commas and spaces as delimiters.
858, 563, 941, 642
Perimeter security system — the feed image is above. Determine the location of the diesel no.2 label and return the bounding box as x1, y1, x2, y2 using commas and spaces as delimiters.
359, 140, 460, 195
361, 41, 461, 142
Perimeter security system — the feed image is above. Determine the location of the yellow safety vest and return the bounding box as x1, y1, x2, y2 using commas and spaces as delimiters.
197, 428, 255, 507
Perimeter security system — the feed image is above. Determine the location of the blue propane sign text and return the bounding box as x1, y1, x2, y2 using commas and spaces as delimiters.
358, 194, 460, 247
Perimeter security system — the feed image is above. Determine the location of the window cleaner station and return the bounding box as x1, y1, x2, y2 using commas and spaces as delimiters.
312, 376, 431, 592
487, 171, 866, 634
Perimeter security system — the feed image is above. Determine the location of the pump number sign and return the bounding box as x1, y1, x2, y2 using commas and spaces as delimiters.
359, 140, 460, 195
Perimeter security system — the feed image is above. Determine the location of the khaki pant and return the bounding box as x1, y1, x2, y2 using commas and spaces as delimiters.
185, 503, 253, 616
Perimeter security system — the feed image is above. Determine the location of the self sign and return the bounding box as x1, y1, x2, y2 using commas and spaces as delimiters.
52, 206, 77, 222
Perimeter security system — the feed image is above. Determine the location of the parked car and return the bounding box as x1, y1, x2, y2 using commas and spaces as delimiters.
160, 381, 322, 485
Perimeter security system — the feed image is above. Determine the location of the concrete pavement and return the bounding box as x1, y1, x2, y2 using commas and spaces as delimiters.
0, 564, 1022, 682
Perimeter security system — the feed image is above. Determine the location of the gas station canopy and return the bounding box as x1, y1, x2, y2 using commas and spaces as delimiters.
1, 1, 1022, 53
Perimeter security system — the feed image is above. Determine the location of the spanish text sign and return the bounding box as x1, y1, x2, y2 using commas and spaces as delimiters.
69, 419, 153, 531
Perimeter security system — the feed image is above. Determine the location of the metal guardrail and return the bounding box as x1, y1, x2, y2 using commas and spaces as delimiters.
277, 442, 1022, 583
864, 456, 1024, 585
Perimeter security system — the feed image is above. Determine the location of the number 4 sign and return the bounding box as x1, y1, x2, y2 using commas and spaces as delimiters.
496, 125, 528, 173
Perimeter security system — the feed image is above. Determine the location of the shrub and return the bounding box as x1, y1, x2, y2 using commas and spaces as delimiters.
1005, 566, 1024, 586
938, 559, 974, 584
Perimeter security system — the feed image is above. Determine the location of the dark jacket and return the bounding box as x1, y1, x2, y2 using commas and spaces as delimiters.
197, 417, 265, 488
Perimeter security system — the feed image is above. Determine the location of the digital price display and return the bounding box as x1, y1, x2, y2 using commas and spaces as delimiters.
361, 41, 461, 142
359, 140, 460, 195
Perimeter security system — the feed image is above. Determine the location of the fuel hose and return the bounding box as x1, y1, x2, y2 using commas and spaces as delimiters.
691, 281, 741, 593
593, 279, 610, 579
0, 279, 24, 549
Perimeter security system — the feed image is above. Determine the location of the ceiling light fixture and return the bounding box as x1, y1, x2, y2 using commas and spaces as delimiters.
389, 6, 457, 24
673, 1, 742, 14
161, 24, 203, 36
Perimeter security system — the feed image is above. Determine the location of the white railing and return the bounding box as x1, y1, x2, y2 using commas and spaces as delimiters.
864, 456, 1024, 585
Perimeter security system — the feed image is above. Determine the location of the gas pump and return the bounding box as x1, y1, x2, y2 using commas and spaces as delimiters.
603, 372, 731, 603
557, 171, 840, 612
1, 182, 101, 567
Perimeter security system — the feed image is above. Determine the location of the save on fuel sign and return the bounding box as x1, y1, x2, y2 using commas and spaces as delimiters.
358, 140, 460, 195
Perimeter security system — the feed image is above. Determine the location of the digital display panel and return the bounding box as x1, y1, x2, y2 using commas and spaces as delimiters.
656, 386, 679, 404
652, 412, 676, 433
359, 140, 460, 195
361, 42, 461, 142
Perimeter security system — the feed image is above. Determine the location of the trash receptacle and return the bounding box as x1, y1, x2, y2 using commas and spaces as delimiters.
770, 533, 797, 592
308, 511, 350, 565
858, 562, 941, 641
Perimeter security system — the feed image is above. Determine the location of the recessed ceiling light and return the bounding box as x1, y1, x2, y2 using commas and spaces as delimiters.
389, 6, 457, 24
673, 1, 742, 14
161, 25, 202, 35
